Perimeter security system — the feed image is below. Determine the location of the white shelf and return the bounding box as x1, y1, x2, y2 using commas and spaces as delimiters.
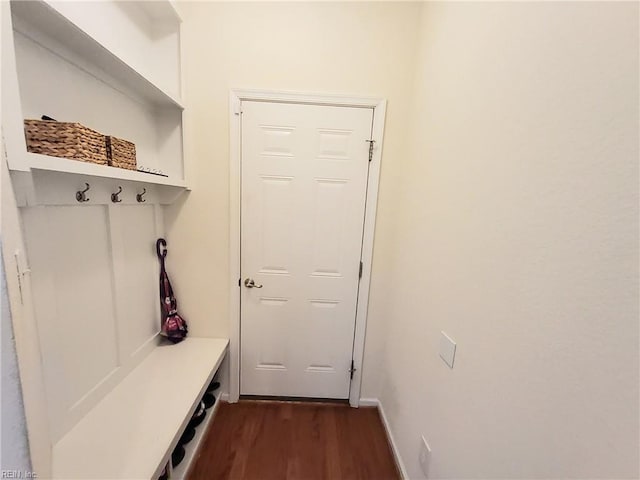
26, 153, 187, 188
171, 392, 222, 479
10, 0, 184, 109
52, 337, 229, 480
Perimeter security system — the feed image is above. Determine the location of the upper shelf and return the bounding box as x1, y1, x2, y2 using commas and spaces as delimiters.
26, 152, 187, 188
10, 0, 184, 110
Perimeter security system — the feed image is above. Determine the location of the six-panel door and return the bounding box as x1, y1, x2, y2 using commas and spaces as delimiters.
240, 101, 373, 398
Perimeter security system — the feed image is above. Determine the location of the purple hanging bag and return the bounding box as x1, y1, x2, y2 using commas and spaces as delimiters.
156, 238, 188, 343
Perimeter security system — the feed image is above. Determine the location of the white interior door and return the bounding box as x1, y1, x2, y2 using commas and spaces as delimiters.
240, 101, 373, 399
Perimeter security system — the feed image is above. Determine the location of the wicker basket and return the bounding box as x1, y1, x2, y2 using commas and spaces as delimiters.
106, 136, 137, 170
24, 119, 108, 165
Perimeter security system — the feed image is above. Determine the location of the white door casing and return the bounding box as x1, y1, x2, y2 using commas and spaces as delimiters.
229, 89, 386, 406
240, 100, 373, 399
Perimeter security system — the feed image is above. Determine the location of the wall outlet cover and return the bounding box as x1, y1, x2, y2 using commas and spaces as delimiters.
439, 331, 456, 368
419, 435, 431, 477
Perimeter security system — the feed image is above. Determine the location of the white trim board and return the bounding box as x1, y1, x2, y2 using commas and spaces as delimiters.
228, 89, 386, 407
358, 397, 380, 407
360, 398, 409, 480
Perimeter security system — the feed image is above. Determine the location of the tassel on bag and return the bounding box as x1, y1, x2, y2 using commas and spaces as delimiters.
157, 238, 188, 343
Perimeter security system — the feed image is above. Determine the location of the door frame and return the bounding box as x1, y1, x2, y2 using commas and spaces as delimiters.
229, 89, 386, 407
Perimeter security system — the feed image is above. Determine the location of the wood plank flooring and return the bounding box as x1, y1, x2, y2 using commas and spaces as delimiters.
187, 400, 400, 480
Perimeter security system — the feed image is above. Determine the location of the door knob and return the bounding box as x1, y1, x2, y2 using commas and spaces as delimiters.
244, 278, 263, 289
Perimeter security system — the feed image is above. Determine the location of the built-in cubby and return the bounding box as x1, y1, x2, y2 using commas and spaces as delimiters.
1, 1, 228, 479
5, 0, 187, 191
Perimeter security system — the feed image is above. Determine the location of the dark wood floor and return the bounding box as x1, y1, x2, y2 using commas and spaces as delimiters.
188, 400, 400, 480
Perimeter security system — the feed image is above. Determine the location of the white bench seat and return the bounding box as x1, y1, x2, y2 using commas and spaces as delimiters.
52, 337, 229, 479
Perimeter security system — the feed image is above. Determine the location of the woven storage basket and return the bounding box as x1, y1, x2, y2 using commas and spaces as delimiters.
106, 136, 136, 170
24, 119, 108, 165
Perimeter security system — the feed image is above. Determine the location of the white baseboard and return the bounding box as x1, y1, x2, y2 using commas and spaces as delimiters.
361, 397, 409, 480
220, 392, 230, 402
358, 397, 379, 407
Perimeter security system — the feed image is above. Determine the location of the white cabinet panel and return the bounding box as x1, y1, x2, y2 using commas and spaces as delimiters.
21, 203, 165, 443
22, 206, 119, 441
109, 205, 160, 361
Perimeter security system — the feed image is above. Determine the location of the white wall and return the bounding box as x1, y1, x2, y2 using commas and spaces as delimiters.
167, 2, 638, 478
377, 2, 639, 478
165, 1, 423, 398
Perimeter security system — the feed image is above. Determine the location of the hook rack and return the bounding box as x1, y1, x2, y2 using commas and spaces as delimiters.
76, 183, 90, 203
136, 188, 147, 203
111, 186, 123, 203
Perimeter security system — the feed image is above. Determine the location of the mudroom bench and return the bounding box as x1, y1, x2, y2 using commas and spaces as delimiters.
52, 338, 229, 480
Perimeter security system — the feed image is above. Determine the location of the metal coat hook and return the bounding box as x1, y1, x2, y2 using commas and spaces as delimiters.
76, 183, 90, 203
111, 186, 123, 203
136, 188, 147, 203
156, 238, 167, 267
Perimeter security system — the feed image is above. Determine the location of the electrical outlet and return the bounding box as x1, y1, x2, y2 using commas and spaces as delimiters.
419, 435, 431, 477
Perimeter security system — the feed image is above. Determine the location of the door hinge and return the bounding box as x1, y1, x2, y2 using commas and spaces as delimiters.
366, 139, 375, 162
238, 278, 241, 287
349, 360, 357, 380
359, 261, 363, 279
